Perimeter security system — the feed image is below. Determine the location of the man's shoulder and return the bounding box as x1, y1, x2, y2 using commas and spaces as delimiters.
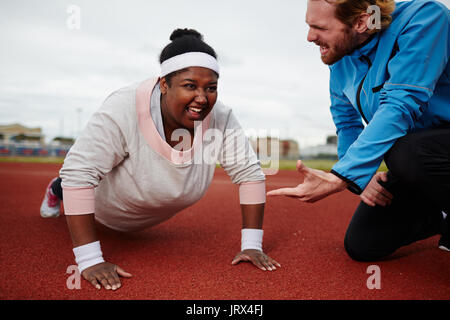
395, 0, 447, 10
392, 0, 448, 23
381, 0, 449, 43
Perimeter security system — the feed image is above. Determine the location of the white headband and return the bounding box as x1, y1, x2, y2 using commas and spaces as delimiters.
160, 51, 219, 77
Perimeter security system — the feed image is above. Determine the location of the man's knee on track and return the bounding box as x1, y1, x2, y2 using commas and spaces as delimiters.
344, 231, 391, 262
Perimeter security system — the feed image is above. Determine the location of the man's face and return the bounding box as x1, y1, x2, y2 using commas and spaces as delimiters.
306, 0, 359, 65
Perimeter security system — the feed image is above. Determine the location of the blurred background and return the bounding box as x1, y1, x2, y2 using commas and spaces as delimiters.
0, 0, 448, 161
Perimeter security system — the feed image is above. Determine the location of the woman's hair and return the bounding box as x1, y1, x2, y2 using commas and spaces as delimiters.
159, 28, 218, 84
325, 0, 396, 33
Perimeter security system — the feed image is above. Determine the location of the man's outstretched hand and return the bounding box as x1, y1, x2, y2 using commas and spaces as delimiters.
266, 160, 347, 202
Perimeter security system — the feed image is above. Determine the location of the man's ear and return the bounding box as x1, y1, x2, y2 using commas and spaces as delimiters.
353, 13, 370, 34
160, 77, 168, 95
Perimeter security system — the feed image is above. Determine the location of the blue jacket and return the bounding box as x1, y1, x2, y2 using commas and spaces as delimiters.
329, 0, 450, 194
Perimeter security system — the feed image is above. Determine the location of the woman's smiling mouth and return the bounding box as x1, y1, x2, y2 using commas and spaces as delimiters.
186, 105, 204, 119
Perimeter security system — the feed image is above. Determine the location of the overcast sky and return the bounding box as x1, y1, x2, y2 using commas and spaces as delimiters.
1, 0, 449, 148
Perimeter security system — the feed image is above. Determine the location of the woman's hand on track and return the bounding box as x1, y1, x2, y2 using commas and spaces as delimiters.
81, 261, 132, 290
231, 249, 281, 271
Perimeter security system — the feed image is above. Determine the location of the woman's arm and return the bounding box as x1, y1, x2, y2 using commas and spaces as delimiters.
66, 214, 98, 247
66, 214, 132, 291
231, 203, 281, 271
240, 203, 264, 229
217, 108, 280, 271
60, 89, 134, 290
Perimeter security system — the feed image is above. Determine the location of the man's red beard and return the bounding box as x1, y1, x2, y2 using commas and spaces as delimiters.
318, 28, 358, 65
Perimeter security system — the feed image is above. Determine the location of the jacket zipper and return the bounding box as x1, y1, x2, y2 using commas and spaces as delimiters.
356, 55, 372, 124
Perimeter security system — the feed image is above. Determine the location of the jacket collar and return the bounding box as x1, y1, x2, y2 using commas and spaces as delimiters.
348, 32, 379, 58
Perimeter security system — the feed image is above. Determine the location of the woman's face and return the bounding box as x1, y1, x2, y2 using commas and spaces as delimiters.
160, 67, 218, 135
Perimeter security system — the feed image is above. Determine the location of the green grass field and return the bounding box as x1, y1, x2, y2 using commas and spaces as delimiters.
0, 156, 388, 172
0, 156, 65, 164
259, 159, 387, 171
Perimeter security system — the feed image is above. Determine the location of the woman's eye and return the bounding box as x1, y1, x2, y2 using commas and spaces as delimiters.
207, 86, 217, 92
184, 84, 196, 89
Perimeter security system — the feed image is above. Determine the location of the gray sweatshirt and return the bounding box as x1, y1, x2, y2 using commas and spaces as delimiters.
60, 78, 266, 232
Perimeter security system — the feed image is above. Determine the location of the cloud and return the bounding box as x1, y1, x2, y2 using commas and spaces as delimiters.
0, 0, 336, 147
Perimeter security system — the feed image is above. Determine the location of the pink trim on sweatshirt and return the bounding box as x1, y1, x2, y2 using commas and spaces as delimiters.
239, 181, 266, 204
136, 78, 211, 165
62, 187, 95, 215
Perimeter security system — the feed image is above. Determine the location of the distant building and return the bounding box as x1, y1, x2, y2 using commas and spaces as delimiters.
250, 137, 300, 160
0, 123, 74, 157
49, 136, 75, 157
300, 135, 338, 160
326, 135, 337, 145
0, 123, 44, 146
280, 139, 300, 160
50, 136, 75, 147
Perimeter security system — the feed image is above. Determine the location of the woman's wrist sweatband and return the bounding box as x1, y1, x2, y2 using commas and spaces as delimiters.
73, 241, 105, 273
241, 228, 263, 251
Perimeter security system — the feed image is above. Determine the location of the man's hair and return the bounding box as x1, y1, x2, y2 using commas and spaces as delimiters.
325, 0, 396, 33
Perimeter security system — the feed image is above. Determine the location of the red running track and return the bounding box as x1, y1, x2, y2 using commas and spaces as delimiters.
0, 162, 448, 300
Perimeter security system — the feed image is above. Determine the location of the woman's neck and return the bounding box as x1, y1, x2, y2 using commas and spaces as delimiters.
160, 96, 194, 149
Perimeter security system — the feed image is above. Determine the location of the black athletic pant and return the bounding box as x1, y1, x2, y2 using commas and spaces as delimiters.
344, 126, 450, 262
51, 177, 63, 200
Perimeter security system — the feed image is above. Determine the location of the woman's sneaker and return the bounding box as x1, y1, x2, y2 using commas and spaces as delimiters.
40, 178, 61, 218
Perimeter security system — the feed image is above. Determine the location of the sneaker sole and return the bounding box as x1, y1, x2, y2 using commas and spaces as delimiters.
40, 202, 60, 218
438, 245, 450, 252
40, 211, 60, 218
